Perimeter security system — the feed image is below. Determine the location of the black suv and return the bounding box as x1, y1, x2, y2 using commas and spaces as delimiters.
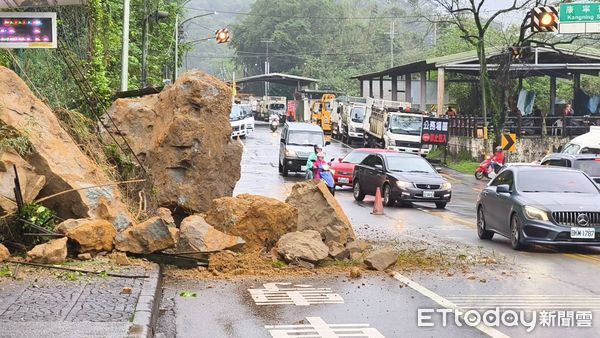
540, 153, 600, 184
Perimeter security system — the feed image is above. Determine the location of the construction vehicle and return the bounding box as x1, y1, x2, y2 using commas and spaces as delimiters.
363, 99, 431, 156
311, 93, 336, 133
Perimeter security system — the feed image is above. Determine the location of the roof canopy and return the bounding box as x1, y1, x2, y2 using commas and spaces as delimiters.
235, 73, 319, 87
352, 45, 600, 80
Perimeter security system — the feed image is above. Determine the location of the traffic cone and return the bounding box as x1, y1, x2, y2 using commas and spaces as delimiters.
371, 187, 384, 215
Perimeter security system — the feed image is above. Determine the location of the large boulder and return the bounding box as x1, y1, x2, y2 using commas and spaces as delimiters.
27, 237, 68, 264
178, 215, 245, 252
0, 66, 134, 230
275, 230, 329, 263
0, 151, 46, 214
205, 194, 297, 250
364, 247, 399, 271
286, 181, 356, 245
55, 218, 116, 253
0, 243, 10, 262
114, 217, 175, 254
102, 71, 242, 213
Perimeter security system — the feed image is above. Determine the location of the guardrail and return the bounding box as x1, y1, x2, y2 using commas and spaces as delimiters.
448, 115, 600, 137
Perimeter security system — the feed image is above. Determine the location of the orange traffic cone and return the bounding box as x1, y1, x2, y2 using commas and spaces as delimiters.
371, 187, 384, 215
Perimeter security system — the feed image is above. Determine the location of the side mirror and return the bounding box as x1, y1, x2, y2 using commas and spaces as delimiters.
496, 184, 510, 194
557, 145, 563, 152
338, 157, 343, 162
374, 164, 383, 170
330, 158, 335, 162
384, 122, 389, 128
325, 141, 331, 146
435, 167, 443, 173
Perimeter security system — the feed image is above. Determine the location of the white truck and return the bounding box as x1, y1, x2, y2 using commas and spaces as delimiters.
339, 97, 368, 144
230, 104, 247, 138
260, 96, 287, 121
363, 99, 431, 156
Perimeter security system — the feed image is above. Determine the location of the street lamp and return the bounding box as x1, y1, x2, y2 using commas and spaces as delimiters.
174, 11, 216, 81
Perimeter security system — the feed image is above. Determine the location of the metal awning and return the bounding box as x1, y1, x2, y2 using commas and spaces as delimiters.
235, 73, 319, 87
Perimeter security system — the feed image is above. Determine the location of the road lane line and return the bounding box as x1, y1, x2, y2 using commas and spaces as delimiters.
393, 272, 510, 338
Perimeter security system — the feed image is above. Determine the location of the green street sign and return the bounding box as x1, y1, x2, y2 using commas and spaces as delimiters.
559, 3, 600, 23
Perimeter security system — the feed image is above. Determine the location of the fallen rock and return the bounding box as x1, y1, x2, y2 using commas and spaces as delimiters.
275, 230, 329, 263
364, 247, 399, 271
328, 242, 349, 260
77, 253, 92, 261
0, 66, 134, 229
103, 71, 242, 213
0, 243, 10, 262
205, 194, 297, 250
61, 218, 116, 253
114, 217, 175, 254
0, 151, 46, 214
111, 251, 131, 266
156, 207, 175, 227
349, 267, 362, 279
169, 227, 180, 246
27, 237, 68, 264
286, 181, 356, 246
346, 241, 365, 260
178, 215, 245, 252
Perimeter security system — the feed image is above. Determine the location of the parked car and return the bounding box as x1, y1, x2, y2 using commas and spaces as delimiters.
352, 152, 451, 209
540, 153, 600, 184
279, 122, 329, 177
330, 148, 396, 187
230, 104, 247, 139
240, 104, 255, 132
560, 126, 600, 155
476, 166, 600, 250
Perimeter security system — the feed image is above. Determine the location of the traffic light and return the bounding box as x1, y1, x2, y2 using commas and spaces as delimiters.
215, 28, 230, 44
531, 6, 558, 32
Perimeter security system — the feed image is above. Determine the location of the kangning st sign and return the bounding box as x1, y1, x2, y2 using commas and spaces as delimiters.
559, 3, 600, 34
0, 12, 57, 48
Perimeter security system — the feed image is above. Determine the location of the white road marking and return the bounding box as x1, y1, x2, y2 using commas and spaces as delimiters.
393, 272, 510, 338
249, 282, 344, 306
265, 317, 385, 338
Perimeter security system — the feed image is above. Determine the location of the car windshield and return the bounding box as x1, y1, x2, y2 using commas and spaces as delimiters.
389, 115, 422, 136
386, 156, 436, 173
574, 159, 600, 177
351, 107, 365, 123
519, 170, 598, 193
230, 106, 244, 121
343, 151, 370, 164
287, 131, 323, 146
240, 105, 252, 116
269, 103, 285, 110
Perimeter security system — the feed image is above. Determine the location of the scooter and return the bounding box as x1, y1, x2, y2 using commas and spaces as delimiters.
475, 156, 498, 180
318, 164, 336, 196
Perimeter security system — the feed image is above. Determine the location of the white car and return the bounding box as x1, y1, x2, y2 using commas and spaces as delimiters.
230, 105, 247, 139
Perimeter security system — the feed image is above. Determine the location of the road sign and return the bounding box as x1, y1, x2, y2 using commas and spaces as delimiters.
0, 12, 56, 48
421, 117, 449, 145
501, 133, 517, 153
559, 3, 600, 34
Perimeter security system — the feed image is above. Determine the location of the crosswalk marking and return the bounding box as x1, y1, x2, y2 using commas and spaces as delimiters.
266, 317, 385, 338
249, 282, 344, 306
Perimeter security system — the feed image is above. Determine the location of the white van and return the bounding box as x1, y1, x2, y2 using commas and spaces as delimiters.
561, 126, 600, 155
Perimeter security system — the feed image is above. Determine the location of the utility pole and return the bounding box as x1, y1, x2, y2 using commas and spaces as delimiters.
120, 0, 130, 91
384, 21, 396, 68
261, 39, 273, 96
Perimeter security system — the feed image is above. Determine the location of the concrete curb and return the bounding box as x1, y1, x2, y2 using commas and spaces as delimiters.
128, 263, 163, 338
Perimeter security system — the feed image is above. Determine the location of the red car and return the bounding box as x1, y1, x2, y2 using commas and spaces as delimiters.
330, 148, 397, 187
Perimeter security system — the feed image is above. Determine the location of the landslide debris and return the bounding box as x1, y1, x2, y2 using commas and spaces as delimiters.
102, 71, 242, 214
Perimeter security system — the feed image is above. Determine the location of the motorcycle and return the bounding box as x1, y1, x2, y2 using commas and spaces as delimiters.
318, 164, 336, 196
270, 120, 278, 132
475, 156, 498, 180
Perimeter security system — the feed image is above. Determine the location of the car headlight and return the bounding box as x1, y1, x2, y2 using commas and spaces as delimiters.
524, 206, 549, 221
441, 182, 451, 190
285, 149, 297, 157
396, 180, 413, 189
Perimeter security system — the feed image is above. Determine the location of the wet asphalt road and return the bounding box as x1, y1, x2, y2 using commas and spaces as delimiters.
158, 124, 600, 337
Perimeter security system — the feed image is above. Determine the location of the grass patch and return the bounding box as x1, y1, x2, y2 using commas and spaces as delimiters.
319, 259, 363, 268
428, 146, 479, 175
446, 161, 480, 175
0, 121, 34, 156
0, 264, 11, 277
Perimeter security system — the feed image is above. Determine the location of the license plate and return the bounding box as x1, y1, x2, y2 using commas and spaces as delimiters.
423, 191, 435, 198
339, 177, 349, 184
570, 227, 596, 239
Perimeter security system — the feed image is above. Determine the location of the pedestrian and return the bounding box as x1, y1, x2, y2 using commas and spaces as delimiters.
305, 145, 322, 179
563, 103, 574, 117
313, 152, 327, 180
445, 106, 457, 118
